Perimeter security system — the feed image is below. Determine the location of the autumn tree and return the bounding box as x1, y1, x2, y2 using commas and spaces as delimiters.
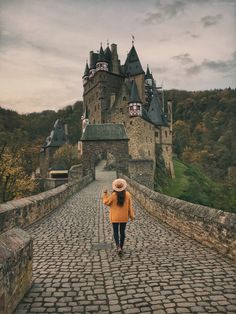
51, 144, 80, 170
0, 145, 37, 202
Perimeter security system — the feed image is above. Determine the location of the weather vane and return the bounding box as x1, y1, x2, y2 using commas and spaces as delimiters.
131, 34, 135, 45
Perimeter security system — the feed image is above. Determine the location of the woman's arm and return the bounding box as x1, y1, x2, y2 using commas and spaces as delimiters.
103, 191, 114, 206
128, 194, 135, 220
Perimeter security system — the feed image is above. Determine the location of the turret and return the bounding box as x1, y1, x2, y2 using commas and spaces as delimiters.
96, 45, 108, 72
145, 65, 154, 86
82, 61, 89, 85
145, 65, 154, 105
104, 44, 112, 70
129, 80, 142, 117
89, 51, 97, 78
111, 43, 120, 75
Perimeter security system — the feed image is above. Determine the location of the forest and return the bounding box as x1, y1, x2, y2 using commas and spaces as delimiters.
0, 101, 83, 202
156, 88, 236, 213
0, 88, 235, 212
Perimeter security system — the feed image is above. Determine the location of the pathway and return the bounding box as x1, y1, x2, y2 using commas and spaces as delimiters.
15, 162, 236, 313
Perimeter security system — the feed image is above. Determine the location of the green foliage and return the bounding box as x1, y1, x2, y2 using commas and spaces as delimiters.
154, 145, 169, 192
166, 88, 236, 180
162, 158, 236, 213
52, 144, 81, 170
0, 144, 37, 202
0, 100, 83, 202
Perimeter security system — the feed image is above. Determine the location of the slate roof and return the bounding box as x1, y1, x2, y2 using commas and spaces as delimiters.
97, 46, 106, 62
42, 119, 67, 148
81, 124, 129, 141
129, 80, 142, 103
147, 93, 166, 126
124, 46, 144, 76
83, 62, 89, 77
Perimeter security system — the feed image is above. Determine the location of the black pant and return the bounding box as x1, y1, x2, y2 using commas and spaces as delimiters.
112, 223, 127, 248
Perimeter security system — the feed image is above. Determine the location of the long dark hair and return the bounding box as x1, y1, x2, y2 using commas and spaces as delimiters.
115, 190, 126, 207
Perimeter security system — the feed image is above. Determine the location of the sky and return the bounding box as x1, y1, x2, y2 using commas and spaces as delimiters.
0, 0, 235, 113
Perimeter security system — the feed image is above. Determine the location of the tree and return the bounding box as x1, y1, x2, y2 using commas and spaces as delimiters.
0, 145, 37, 202
51, 144, 80, 170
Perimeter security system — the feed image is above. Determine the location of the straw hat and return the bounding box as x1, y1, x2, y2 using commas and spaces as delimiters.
112, 178, 127, 192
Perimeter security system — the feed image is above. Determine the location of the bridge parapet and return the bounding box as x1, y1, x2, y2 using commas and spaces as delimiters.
123, 175, 236, 261
0, 172, 93, 313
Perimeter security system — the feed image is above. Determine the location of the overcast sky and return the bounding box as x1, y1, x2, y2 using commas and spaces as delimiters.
0, 0, 235, 113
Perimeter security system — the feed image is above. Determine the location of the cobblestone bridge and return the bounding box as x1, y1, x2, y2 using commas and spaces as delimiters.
15, 163, 236, 314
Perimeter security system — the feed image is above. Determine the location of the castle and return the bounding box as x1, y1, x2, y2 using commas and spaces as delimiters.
81, 42, 174, 188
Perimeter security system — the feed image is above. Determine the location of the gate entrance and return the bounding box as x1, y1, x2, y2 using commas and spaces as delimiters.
80, 124, 129, 179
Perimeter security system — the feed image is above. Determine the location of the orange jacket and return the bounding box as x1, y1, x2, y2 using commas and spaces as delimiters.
103, 191, 135, 223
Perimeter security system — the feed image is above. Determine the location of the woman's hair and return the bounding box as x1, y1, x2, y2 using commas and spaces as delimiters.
115, 190, 126, 207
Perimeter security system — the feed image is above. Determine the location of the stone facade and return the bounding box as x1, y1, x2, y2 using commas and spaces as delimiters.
0, 228, 32, 314
123, 174, 236, 261
82, 42, 174, 188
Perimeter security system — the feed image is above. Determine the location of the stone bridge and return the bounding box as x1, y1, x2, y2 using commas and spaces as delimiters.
8, 162, 235, 314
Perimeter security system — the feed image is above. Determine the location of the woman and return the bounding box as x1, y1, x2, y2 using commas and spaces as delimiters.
103, 178, 134, 254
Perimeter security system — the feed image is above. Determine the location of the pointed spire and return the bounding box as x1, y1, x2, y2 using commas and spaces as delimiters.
129, 80, 142, 103
128, 80, 142, 117
83, 61, 89, 78
145, 64, 153, 79
124, 45, 144, 76
147, 92, 165, 126
97, 44, 106, 62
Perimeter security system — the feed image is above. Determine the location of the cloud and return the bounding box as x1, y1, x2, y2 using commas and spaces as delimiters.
172, 53, 194, 65
143, 0, 186, 24
185, 51, 236, 76
201, 14, 223, 27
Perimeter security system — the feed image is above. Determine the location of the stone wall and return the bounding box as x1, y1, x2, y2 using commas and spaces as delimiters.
0, 174, 93, 234
123, 175, 236, 261
0, 228, 32, 314
128, 160, 154, 189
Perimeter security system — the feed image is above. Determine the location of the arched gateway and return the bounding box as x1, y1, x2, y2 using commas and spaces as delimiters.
80, 124, 129, 178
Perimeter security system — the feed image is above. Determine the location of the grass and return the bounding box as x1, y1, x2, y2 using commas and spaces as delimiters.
160, 158, 236, 213
162, 159, 189, 197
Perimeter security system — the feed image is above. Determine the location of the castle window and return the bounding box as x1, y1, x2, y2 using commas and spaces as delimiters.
148, 150, 150, 156
93, 119, 95, 124
165, 131, 168, 138
155, 131, 159, 137
130, 121, 133, 125
123, 96, 126, 101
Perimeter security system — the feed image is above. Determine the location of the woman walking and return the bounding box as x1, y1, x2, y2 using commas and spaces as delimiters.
103, 178, 134, 254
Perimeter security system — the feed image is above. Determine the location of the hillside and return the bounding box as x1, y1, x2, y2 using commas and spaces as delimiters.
1, 88, 235, 209
166, 88, 236, 182
156, 88, 236, 212
0, 101, 83, 202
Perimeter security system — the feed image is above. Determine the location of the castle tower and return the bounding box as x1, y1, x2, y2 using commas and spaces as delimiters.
81, 41, 174, 187
129, 80, 142, 117
82, 62, 89, 86
96, 45, 108, 72
40, 119, 68, 178
124, 45, 145, 102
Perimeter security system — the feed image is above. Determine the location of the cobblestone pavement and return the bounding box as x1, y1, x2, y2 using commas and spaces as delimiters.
15, 162, 236, 314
